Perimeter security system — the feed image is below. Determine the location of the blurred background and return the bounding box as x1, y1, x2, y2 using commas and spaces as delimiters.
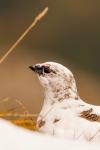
0, 0, 100, 114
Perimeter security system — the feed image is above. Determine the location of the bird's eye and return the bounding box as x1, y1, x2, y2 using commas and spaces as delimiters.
43, 66, 51, 73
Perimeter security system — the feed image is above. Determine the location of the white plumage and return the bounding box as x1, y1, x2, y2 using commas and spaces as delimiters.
30, 62, 100, 142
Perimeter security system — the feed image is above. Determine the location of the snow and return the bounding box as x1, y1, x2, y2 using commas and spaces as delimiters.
0, 119, 99, 150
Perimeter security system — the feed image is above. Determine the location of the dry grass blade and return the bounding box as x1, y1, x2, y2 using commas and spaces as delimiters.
0, 7, 48, 64
0, 97, 9, 104
15, 99, 29, 114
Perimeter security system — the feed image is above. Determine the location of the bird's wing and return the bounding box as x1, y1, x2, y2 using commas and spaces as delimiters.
79, 102, 100, 122
80, 108, 100, 122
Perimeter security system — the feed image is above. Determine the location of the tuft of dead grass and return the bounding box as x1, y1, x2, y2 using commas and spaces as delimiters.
0, 98, 37, 131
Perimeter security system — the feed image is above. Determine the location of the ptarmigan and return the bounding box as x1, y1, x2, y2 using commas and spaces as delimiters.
29, 62, 100, 142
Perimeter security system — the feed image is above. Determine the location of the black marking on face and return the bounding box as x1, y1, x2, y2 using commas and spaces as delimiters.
43, 65, 56, 74
29, 64, 56, 75
43, 66, 51, 74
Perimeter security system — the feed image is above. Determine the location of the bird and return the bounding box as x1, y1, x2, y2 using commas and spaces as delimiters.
29, 62, 100, 142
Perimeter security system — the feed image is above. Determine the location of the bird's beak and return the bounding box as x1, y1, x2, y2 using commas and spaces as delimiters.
29, 66, 35, 71
29, 65, 43, 75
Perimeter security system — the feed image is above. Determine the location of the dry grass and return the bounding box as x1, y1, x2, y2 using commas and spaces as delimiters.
0, 6, 49, 131
0, 7, 48, 64
0, 98, 37, 130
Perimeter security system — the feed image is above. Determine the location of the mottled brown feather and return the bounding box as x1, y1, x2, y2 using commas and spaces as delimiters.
53, 118, 60, 123
38, 120, 45, 128
80, 108, 100, 122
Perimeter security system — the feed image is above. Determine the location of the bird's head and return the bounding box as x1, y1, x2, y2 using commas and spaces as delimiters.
29, 62, 79, 101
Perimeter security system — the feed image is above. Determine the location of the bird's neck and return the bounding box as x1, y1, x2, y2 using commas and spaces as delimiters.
43, 85, 79, 105
39, 84, 80, 119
